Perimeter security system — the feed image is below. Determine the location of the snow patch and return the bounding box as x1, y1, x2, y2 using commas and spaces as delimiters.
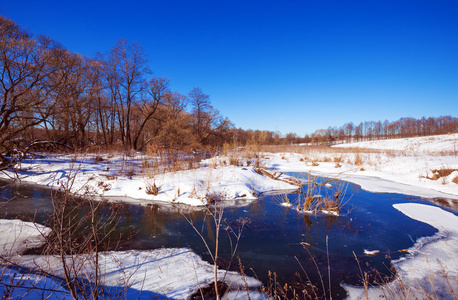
344, 203, 458, 299
363, 249, 380, 256
8, 248, 263, 300
0, 219, 51, 257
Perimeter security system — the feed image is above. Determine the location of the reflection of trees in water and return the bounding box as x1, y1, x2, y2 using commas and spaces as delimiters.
0, 181, 14, 201
0, 182, 55, 223
141, 204, 163, 235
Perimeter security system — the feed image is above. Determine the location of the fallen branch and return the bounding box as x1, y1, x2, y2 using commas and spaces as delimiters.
254, 168, 302, 186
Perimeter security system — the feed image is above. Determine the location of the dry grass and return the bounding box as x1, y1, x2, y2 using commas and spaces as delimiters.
424, 168, 458, 182
353, 254, 458, 300
275, 173, 347, 215
431, 168, 457, 178
354, 153, 364, 166
260, 144, 384, 155
145, 181, 159, 195
333, 155, 344, 163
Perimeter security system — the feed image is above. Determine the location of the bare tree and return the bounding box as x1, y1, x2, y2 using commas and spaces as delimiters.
104, 39, 150, 149
150, 91, 193, 150
188, 87, 233, 147
189, 87, 211, 143
0, 16, 69, 170
131, 77, 169, 150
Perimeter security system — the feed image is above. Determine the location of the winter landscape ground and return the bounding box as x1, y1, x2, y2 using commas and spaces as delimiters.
1, 133, 457, 299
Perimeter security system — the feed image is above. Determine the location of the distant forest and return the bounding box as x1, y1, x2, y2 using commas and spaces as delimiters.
1, 16, 457, 155
303, 116, 458, 145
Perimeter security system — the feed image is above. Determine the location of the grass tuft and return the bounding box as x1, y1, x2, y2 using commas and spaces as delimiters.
145, 182, 159, 195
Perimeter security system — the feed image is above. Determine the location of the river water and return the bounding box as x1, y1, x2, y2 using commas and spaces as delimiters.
2, 173, 454, 299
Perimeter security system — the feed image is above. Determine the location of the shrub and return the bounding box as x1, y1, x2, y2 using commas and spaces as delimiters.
354, 153, 363, 166
145, 182, 159, 195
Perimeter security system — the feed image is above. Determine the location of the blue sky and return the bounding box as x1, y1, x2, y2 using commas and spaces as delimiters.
2, 0, 458, 136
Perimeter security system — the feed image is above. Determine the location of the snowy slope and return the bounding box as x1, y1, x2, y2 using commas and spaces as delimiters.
334, 133, 458, 152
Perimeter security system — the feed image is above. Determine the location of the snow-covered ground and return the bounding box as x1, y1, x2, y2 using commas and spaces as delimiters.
1, 134, 456, 204
0, 220, 72, 300
335, 133, 458, 153
7, 248, 263, 300
259, 135, 458, 200
0, 155, 298, 206
1, 133, 457, 299
0, 219, 51, 257
260, 151, 458, 200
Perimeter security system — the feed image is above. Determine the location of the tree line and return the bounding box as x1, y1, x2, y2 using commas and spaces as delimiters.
0, 16, 311, 154
306, 116, 458, 145
0, 16, 239, 153
1, 15, 457, 156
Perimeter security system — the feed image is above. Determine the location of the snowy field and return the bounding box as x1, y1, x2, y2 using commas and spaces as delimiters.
260, 135, 458, 200
1, 133, 457, 299
335, 133, 458, 153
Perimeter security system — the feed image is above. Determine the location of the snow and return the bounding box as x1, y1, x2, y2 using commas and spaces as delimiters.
0, 155, 298, 206
334, 133, 458, 153
363, 249, 380, 256
0, 220, 263, 299
1, 134, 457, 299
0, 268, 73, 300
2, 134, 456, 206
6, 248, 263, 300
344, 203, 458, 299
0, 220, 71, 300
0, 219, 51, 257
260, 134, 458, 200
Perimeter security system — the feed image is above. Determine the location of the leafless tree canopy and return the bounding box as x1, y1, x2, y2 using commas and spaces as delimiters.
307, 116, 458, 145
1, 15, 457, 161
0, 16, 236, 157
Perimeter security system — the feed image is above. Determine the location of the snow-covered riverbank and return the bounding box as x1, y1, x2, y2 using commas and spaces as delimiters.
0, 155, 298, 206
0, 219, 264, 299
1, 134, 456, 205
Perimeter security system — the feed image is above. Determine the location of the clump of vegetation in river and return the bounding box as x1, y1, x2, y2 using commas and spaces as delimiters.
277, 174, 346, 216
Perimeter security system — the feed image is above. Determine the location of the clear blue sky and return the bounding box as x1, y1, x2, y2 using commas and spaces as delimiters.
2, 0, 458, 136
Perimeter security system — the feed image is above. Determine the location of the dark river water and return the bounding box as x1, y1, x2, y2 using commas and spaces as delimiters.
1, 173, 456, 299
